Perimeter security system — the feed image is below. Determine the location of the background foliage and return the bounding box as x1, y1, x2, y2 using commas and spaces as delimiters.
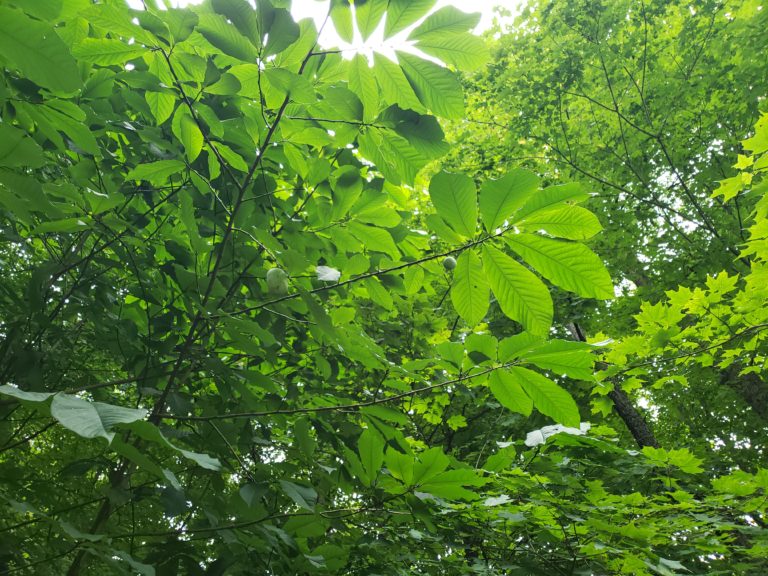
0, 0, 766, 575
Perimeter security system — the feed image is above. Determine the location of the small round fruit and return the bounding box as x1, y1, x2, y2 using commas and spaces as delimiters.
266, 267, 289, 295
442, 256, 457, 271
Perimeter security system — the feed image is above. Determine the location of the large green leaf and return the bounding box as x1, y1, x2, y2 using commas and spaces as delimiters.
0, 385, 54, 403
125, 420, 221, 471
145, 91, 176, 125
21, 100, 99, 155
408, 6, 481, 40
72, 38, 146, 65
330, 0, 354, 43
0, 6, 80, 93
0, 124, 45, 169
517, 205, 603, 240
348, 221, 400, 259
482, 245, 553, 335
508, 366, 580, 427
513, 182, 590, 222
0, 387, 148, 444
397, 51, 464, 119
506, 233, 614, 299
418, 469, 486, 500
414, 33, 490, 71
358, 128, 426, 184
451, 250, 489, 326
262, 8, 300, 57
50, 395, 147, 443
385, 448, 414, 485
126, 160, 186, 185
355, 0, 387, 41
279, 480, 317, 511
197, 13, 258, 61
429, 171, 477, 237
172, 108, 204, 162
521, 340, 596, 381
348, 54, 379, 122
384, 0, 436, 38
358, 428, 385, 485
81, 3, 158, 45
412, 447, 450, 485
479, 169, 540, 231
488, 370, 533, 416
373, 52, 423, 112
211, 0, 261, 46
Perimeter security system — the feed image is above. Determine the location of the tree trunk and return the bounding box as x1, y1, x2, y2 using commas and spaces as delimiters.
568, 323, 659, 448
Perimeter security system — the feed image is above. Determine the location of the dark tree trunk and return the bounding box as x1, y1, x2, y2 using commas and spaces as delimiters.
568, 323, 659, 448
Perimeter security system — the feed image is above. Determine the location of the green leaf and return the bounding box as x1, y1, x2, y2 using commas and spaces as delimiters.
197, 13, 258, 61
211, 0, 261, 46
172, 109, 204, 162
508, 366, 580, 427
330, 0, 354, 43
404, 266, 425, 295
81, 4, 157, 45
418, 469, 486, 500
483, 446, 516, 472
24, 100, 99, 155
357, 127, 426, 185
429, 171, 477, 237
666, 449, 704, 474
412, 448, 450, 485
642, 447, 704, 474
743, 113, 768, 154
385, 449, 414, 485
126, 160, 186, 184
0, 385, 54, 403
408, 6, 481, 40
506, 233, 614, 299
279, 480, 317, 511
72, 38, 146, 65
145, 91, 176, 125
498, 332, 544, 361
49, 395, 147, 443
348, 221, 400, 259
0, 6, 80, 93
263, 9, 300, 57
517, 205, 603, 240
711, 176, 743, 202
384, 0, 436, 38
414, 33, 490, 71
521, 340, 596, 380
373, 53, 423, 112
451, 250, 489, 326
513, 182, 590, 222
348, 54, 379, 122
489, 370, 533, 416
479, 169, 540, 231
355, 0, 386, 41
126, 420, 221, 471
397, 51, 464, 119
482, 245, 553, 335
31, 217, 92, 235
216, 143, 249, 172
0, 124, 45, 169
358, 428, 384, 485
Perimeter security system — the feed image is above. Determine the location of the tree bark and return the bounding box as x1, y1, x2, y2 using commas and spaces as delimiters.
568, 323, 659, 448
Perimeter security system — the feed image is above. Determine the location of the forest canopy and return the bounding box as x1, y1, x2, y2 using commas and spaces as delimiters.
0, 0, 766, 574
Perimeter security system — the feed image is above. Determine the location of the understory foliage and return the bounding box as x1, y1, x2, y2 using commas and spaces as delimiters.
0, 1, 765, 575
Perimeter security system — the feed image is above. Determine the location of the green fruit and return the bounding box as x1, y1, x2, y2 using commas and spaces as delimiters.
266, 267, 289, 295
442, 256, 457, 271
